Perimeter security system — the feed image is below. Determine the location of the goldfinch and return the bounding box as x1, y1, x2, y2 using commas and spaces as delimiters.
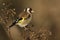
8, 8, 34, 30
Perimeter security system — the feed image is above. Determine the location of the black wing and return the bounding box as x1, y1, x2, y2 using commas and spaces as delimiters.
9, 17, 23, 28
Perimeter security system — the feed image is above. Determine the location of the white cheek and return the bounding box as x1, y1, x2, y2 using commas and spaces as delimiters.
27, 10, 30, 13
27, 9, 30, 13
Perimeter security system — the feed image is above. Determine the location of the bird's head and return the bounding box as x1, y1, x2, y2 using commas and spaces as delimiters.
24, 8, 34, 14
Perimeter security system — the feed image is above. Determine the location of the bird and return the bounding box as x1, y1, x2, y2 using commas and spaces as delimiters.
8, 7, 34, 30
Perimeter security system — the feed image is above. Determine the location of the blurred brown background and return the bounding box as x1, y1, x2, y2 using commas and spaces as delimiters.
0, 0, 60, 40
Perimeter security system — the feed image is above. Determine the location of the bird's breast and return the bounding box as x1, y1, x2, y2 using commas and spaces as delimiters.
17, 14, 32, 27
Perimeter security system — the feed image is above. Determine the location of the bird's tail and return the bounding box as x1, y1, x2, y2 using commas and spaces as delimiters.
9, 20, 17, 29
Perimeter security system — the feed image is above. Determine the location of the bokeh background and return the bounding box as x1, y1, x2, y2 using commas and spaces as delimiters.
0, 0, 60, 40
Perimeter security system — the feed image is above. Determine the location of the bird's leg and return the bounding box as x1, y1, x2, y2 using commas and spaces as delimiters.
24, 26, 29, 31
24, 26, 34, 33
28, 24, 34, 28
30, 24, 34, 27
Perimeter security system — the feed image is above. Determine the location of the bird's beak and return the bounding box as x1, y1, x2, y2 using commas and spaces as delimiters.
31, 10, 34, 13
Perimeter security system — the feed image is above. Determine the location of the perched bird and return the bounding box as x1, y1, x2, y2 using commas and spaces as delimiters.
8, 7, 34, 30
